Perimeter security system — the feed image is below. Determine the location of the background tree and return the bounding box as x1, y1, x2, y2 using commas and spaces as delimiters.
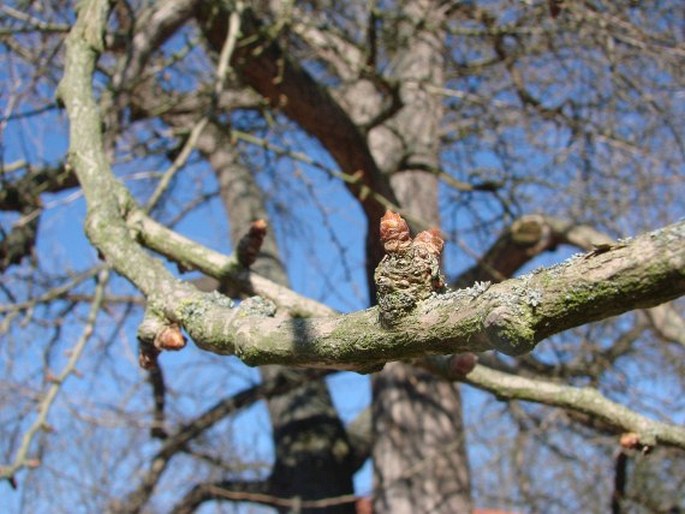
1, 1, 684, 513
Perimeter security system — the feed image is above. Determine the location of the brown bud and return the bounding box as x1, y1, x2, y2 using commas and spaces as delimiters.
449, 353, 477, 375
154, 324, 186, 351
380, 210, 412, 254
139, 345, 160, 369
619, 432, 642, 450
237, 219, 268, 267
413, 228, 445, 256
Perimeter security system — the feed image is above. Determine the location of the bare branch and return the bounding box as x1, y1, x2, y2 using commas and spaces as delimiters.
461, 364, 685, 450
171, 481, 359, 514
187, 220, 684, 369
0, 268, 110, 484
110, 369, 331, 514
49, 1, 685, 371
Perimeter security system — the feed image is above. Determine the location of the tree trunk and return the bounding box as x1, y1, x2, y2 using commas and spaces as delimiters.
368, 1, 474, 512
205, 125, 356, 513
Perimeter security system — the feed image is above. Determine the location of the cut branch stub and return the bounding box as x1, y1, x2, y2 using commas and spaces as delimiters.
374, 210, 446, 327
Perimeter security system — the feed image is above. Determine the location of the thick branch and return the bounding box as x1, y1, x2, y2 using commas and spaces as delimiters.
55, 0, 685, 372
57, 0, 185, 303
188, 221, 685, 368
455, 214, 685, 350
103, 199, 685, 370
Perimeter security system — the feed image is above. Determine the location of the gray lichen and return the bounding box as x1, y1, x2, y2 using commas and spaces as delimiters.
208, 290, 235, 309
239, 296, 277, 317
524, 288, 543, 307
470, 281, 492, 297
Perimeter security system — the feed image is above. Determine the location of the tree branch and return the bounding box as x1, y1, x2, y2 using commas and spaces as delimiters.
170, 480, 359, 514
455, 214, 685, 350
110, 369, 331, 514
0, 268, 110, 485
170, 480, 272, 514
420, 357, 685, 451
463, 364, 685, 450
128, 210, 336, 317
192, 220, 685, 368
56, 0, 685, 372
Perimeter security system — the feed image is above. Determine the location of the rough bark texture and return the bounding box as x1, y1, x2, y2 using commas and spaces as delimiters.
199, 122, 357, 513
48, 4, 685, 514
369, 2, 473, 512
373, 192, 473, 514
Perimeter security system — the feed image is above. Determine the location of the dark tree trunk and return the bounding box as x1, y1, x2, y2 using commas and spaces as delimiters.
204, 125, 357, 514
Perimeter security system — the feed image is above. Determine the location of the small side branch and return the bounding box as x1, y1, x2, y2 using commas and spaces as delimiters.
0, 268, 110, 485
458, 364, 685, 450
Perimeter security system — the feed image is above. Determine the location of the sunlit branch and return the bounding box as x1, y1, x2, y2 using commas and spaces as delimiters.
463, 364, 685, 450
419, 355, 685, 451
127, 210, 336, 317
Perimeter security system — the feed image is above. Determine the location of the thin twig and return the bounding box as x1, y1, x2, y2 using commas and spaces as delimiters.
214, 2, 243, 99
144, 3, 243, 213
143, 116, 209, 212
0, 268, 110, 485
0, 266, 105, 316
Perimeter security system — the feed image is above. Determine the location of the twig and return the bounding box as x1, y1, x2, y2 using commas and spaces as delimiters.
143, 116, 209, 212
231, 130, 424, 227
0, 266, 104, 317
214, 1, 243, 99
144, 3, 242, 212
0, 268, 110, 486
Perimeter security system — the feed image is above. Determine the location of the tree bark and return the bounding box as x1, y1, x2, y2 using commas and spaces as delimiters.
199, 122, 357, 513
369, 2, 473, 512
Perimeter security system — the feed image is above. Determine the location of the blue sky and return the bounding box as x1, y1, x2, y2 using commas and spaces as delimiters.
2, 4, 685, 512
